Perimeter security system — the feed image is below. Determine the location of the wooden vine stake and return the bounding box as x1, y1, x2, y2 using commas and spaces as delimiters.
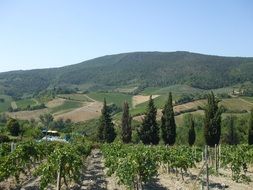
56, 161, 62, 190
205, 145, 209, 190
215, 144, 217, 174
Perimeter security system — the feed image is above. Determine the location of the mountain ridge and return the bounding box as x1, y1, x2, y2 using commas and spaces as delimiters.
1, 51, 253, 98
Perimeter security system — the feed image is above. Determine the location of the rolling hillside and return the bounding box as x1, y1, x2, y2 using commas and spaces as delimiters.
1, 51, 253, 98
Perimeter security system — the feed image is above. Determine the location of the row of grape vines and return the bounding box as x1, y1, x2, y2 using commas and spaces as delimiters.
0, 141, 92, 189
102, 143, 253, 189
101, 143, 202, 189
220, 144, 253, 182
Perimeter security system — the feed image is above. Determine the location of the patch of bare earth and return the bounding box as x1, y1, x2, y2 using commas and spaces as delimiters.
46, 98, 65, 108
156, 164, 253, 190
79, 149, 107, 190
173, 100, 205, 113
6, 108, 48, 121
54, 101, 103, 122
132, 95, 160, 108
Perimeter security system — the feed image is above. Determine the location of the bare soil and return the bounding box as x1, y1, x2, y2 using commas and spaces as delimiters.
132, 95, 160, 108
6, 108, 48, 121
46, 98, 65, 108
54, 101, 102, 122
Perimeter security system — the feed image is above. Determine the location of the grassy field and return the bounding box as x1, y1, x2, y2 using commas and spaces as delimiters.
0, 95, 12, 112
57, 94, 92, 102
87, 92, 133, 108
16, 99, 37, 109
140, 85, 204, 96
211, 86, 234, 94
141, 85, 235, 96
241, 96, 253, 104
130, 95, 175, 115
50, 100, 83, 114
220, 98, 253, 112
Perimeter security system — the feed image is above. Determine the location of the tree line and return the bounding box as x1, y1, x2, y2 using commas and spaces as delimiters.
97, 92, 253, 146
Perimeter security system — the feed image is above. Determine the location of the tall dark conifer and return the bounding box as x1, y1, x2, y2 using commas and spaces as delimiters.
204, 92, 222, 147
226, 115, 239, 145
161, 92, 176, 145
121, 101, 132, 143
188, 115, 196, 146
139, 96, 159, 145
97, 99, 116, 143
248, 110, 253, 145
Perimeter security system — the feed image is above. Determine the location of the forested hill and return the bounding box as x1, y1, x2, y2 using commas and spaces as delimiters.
1, 51, 253, 98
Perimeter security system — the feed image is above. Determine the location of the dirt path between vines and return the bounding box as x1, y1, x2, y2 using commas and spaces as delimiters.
81, 149, 168, 190
79, 149, 107, 190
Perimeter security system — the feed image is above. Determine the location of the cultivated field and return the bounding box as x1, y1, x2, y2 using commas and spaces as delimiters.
132, 95, 159, 108
6, 108, 48, 121
54, 101, 102, 122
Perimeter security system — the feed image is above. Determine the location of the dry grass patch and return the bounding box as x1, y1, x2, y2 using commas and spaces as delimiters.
132, 95, 160, 107
54, 101, 103, 122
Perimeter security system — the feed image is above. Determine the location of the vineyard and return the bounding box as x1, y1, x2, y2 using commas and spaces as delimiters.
1, 142, 253, 190
0, 141, 92, 190
102, 143, 253, 190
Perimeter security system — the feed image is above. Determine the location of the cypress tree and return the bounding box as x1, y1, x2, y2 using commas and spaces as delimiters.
226, 115, 239, 145
139, 96, 159, 145
7, 118, 21, 136
121, 101, 132, 143
97, 99, 116, 143
161, 92, 176, 145
188, 115, 196, 146
248, 110, 253, 145
204, 92, 222, 147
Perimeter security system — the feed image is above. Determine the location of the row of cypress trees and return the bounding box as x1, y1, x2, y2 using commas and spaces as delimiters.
97, 92, 253, 146
138, 92, 177, 145
97, 93, 178, 145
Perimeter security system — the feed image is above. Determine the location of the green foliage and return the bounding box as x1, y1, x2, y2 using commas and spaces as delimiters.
0, 95, 12, 112
6, 118, 21, 136
50, 100, 83, 114
240, 82, 253, 96
121, 102, 132, 143
0, 141, 92, 189
97, 99, 116, 143
57, 93, 92, 102
161, 92, 176, 145
36, 143, 91, 189
138, 96, 159, 145
188, 115, 196, 146
102, 143, 202, 189
0, 135, 10, 143
102, 143, 158, 189
2, 52, 253, 98
39, 113, 54, 129
51, 118, 73, 133
16, 98, 36, 109
204, 92, 222, 147
0, 141, 56, 184
248, 110, 253, 145
223, 115, 239, 145
221, 145, 253, 182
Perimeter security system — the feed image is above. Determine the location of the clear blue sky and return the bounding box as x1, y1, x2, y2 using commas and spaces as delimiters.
0, 0, 253, 72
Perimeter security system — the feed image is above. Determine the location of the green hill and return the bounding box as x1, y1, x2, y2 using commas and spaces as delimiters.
1, 51, 253, 98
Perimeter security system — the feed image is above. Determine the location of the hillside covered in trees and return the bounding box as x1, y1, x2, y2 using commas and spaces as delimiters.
1, 51, 253, 98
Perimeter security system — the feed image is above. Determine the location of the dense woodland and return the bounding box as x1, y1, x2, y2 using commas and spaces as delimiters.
1, 51, 253, 98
